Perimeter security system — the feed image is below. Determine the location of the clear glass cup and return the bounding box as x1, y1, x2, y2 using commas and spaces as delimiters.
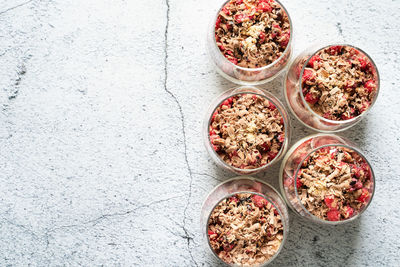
201, 177, 289, 266
203, 86, 291, 175
284, 44, 380, 132
207, 0, 293, 85
279, 134, 375, 225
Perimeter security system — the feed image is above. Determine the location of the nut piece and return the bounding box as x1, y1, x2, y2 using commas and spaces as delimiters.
215, 0, 291, 68
302, 45, 377, 121
297, 146, 373, 221
209, 94, 285, 170
208, 193, 284, 266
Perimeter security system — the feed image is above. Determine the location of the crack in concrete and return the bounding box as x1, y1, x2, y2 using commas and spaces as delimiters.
163, 1, 198, 266
0, 0, 34, 16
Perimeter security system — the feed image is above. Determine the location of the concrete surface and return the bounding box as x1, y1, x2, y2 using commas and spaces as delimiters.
0, 0, 399, 266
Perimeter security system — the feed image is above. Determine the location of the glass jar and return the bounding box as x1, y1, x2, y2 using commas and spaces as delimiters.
201, 177, 289, 266
279, 134, 375, 224
207, 0, 293, 85
204, 86, 290, 175
284, 44, 380, 132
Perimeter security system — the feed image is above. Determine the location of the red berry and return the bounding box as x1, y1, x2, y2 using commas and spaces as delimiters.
279, 32, 290, 47
267, 151, 278, 160
344, 206, 354, 218
208, 230, 218, 240
235, 0, 243, 4
296, 178, 303, 189
364, 80, 375, 93
227, 56, 238, 65
215, 17, 221, 29
302, 69, 315, 82
278, 133, 285, 143
357, 188, 370, 203
327, 209, 341, 221
304, 92, 319, 105
229, 196, 239, 203
257, 2, 272, 12
222, 7, 231, 15
252, 195, 268, 208
211, 111, 218, 122
269, 103, 276, 111
354, 180, 363, 189
209, 129, 216, 136
328, 45, 343, 55
341, 113, 354, 120
308, 55, 321, 68
234, 13, 249, 23
220, 99, 231, 108
324, 195, 337, 210
258, 31, 266, 43
212, 144, 219, 152
251, 95, 258, 101
358, 57, 368, 70
280, 117, 284, 125
260, 142, 269, 151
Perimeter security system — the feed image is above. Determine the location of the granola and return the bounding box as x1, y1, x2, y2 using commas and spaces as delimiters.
208, 193, 284, 266
215, 0, 291, 68
296, 146, 373, 221
302, 45, 377, 121
209, 94, 285, 169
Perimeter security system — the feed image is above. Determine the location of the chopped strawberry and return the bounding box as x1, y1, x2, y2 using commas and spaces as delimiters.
251, 95, 258, 101
327, 209, 341, 221
302, 69, 315, 82
279, 32, 290, 47
267, 151, 278, 160
278, 133, 285, 143
235, 0, 243, 4
269, 103, 276, 111
357, 57, 369, 71
212, 144, 219, 152
234, 13, 249, 23
273, 209, 279, 216
211, 111, 218, 122
296, 178, 303, 189
304, 92, 319, 105
215, 17, 221, 30
227, 97, 234, 104
252, 195, 268, 208
308, 55, 321, 68
257, 2, 272, 12
208, 230, 218, 240
218, 44, 225, 51
227, 56, 238, 65
364, 80, 375, 93
209, 129, 216, 136
341, 113, 354, 120
229, 196, 239, 203
328, 45, 343, 55
258, 31, 266, 43
280, 117, 284, 125
222, 6, 231, 15
357, 188, 370, 203
260, 142, 270, 151
344, 206, 354, 218
324, 195, 337, 210
220, 99, 231, 108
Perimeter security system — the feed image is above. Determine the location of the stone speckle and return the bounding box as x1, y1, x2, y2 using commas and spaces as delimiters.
0, 0, 399, 266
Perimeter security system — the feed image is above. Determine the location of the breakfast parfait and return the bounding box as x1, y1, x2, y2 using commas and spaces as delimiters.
280, 134, 375, 223
210, 0, 292, 84
208, 193, 284, 266
285, 45, 379, 131
206, 90, 288, 174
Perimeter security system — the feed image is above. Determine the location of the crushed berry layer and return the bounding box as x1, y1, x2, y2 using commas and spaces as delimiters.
302, 45, 378, 121
215, 0, 290, 68
209, 94, 285, 170
297, 146, 373, 221
208, 193, 283, 266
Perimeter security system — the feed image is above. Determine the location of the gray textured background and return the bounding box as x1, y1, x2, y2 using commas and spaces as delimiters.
0, 0, 399, 266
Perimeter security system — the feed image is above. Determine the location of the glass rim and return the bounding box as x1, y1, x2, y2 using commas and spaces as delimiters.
211, 0, 293, 72
293, 143, 376, 225
206, 86, 290, 173
204, 177, 288, 267
298, 43, 381, 124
